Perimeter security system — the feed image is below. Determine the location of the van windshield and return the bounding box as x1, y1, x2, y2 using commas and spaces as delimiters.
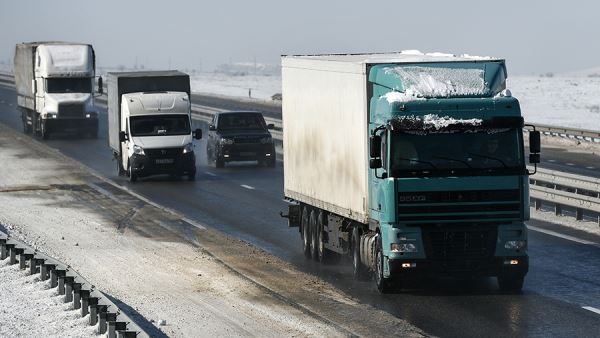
130, 114, 191, 136
46, 78, 92, 93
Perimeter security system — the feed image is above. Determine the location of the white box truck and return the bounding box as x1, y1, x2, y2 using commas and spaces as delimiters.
107, 71, 202, 182
14, 41, 100, 139
281, 52, 540, 293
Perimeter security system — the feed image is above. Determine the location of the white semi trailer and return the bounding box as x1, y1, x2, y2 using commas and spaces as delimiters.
14, 41, 100, 139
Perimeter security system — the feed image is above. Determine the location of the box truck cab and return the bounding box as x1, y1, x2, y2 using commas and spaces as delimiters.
281, 52, 541, 293
15, 42, 99, 139
108, 71, 201, 182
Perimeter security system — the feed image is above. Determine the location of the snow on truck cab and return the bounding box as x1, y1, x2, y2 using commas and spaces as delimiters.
14, 42, 100, 139
281, 51, 541, 293
108, 71, 202, 182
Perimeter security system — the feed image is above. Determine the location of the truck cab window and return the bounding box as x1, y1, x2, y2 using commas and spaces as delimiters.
46, 77, 92, 93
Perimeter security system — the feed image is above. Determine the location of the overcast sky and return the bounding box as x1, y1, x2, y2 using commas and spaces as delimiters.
1, 0, 597, 75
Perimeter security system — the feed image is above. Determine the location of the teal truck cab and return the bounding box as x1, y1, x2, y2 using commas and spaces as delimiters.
281, 52, 540, 293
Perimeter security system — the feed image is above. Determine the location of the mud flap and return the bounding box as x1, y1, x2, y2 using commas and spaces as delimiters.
281, 204, 301, 227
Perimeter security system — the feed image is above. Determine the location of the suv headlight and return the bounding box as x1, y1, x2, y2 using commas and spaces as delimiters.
133, 145, 145, 155
183, 143, 194, 154
260, 135, 272, 144
220, 138, 234, 145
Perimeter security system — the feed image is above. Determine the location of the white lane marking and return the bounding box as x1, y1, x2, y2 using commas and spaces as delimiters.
565, 162, 575, 166
528, 225, 600, 248
582, 306, 600, 315
586, 166, 595, 170
547, 159, 556, 162
241, 184, 255, 190
204, 171, 217, 177
8, 103, 13, 106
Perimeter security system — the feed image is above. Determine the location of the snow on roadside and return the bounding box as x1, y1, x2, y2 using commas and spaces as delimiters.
0, 258, 99, 338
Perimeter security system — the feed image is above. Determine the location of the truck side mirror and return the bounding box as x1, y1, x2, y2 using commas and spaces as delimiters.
370, 158, 382, 169
194, 128, 202, 140
119, 131, 128, 142
97, 76, 103, 95
370, 135, 381, 158
208, 125, 216, 131
529, 130, 540, 154
267, 123, 275, 130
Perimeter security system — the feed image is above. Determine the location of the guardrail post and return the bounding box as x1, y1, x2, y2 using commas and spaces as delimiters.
28, 256, 37, 275
108, 321, 127, 338
19, 253, 27, 270
0, 242, 7, 260
576, 208, 583, 220
80, 290, 90, 317
118, 331, 138, 338
89, 297, 100, 326
97, 305, 108, 332
64, 276, 74, 303
554, 204, 562, 216
73, 283, 82, 309
56, 270, 67, 295
9, 245, 17, 265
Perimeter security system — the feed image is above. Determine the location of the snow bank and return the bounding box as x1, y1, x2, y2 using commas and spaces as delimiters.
0, 258, 99, 337
384, 66, 486, 97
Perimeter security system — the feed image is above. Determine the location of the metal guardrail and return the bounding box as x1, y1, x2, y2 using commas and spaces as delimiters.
0, 230, 149, 338
529, 167, 600, 225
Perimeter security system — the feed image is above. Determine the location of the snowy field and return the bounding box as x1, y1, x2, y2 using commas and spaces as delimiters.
0, 258, 99, 337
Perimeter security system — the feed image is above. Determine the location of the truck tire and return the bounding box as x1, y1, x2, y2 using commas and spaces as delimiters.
497, 274, 524, 293
375, 234, 393, 293
352, 226, 369, 280
300, 207, 311, 258
309, 210, 319, 260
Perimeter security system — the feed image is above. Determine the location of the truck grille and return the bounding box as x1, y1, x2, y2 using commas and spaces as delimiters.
58, 103, 84, 118
422, 225, 497, 270
233, 136, 261, 144
145, 148, 182, 159
397, 189, 521, 222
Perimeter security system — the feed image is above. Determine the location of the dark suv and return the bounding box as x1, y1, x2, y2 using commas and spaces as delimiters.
207, 111, 276, 168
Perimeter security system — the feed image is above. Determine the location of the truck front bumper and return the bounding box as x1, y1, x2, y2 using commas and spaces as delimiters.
388, 255, 529, 279
130, 152, 196, 177
43, 117, 98, 134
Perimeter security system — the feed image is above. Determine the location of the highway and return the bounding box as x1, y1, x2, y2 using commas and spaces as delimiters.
0, 82, 599, 337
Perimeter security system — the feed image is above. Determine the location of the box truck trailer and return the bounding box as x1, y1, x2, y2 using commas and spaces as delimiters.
14, 41, 100, 139
281, 52, 541, 293
107, 71, 202, 182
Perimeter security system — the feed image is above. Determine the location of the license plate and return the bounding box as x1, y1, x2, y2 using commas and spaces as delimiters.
155, 158, 174, 164
240, 152, 256, 156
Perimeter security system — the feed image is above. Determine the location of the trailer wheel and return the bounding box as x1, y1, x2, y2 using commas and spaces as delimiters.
375, 234, 393, 293
352, 226, 369, 280
300, 207, 311, 258
497, 274, 524, 293
309, 210, 319, 260
316, 212, 327, 263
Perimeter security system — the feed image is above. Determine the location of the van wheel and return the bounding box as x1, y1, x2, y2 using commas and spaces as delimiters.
300, 207, 311, 258
128, 163, 137, 182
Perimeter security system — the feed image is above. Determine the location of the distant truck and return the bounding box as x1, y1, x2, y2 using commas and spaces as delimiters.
281, 52, 541, 293
107, 71, 202, 182
14, 41, 99, 139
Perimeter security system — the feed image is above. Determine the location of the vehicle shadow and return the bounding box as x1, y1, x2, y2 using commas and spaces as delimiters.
102, 292, 168, 338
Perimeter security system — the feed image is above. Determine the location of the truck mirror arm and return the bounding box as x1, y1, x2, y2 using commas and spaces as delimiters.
525, 124, 540, 175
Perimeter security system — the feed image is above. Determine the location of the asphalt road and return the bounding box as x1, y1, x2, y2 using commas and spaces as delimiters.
0, 83, 599, 337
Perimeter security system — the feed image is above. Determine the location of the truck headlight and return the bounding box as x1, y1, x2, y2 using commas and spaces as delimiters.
85, 112, 97, 118
391, 243, 417, 253
504, 240, 527, 250
220, 138, 234, 145
183, 143, 194, 154
260, 135, 272, 144
133, 145, 145, 155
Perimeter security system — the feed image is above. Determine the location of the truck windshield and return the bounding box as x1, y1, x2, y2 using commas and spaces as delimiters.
218, 113, 266, 130
130, 114, 191, 137
389, 129, 524, 177
46, 78, 92, 93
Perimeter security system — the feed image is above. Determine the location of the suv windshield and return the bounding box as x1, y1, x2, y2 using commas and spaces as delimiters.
218, 113, 266, 130
389, 129, 524, 177
46, 78, 92, 93
130, 114, 191, 136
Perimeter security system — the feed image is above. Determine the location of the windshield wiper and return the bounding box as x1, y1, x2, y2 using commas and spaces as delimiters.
432, 156, 473, 168
394, 157, 438, 169
468, 152, 508, 168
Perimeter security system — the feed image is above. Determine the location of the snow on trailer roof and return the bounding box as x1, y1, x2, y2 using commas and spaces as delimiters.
282, 50, 501, 64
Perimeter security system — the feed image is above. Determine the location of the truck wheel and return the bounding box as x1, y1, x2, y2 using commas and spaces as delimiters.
375, 234, 393, 293
40, 121, 49, 140
309, 210, 319, 260
22, 120, 32, 134
316, 211, 329, 263
215, 157, 224, 168
128, 163, 137, 182
497, 274, 524, 293
352, 227, 369, 280
300, 207, 311, 258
